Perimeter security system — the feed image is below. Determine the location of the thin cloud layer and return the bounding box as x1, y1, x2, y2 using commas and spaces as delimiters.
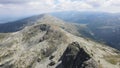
0, 0, 120, 17
0, 0, 40, 4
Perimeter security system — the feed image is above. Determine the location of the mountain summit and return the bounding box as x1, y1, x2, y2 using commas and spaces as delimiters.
0, 14, 120, 68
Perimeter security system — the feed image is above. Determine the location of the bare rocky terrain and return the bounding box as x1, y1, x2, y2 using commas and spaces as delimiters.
0, 14, 120, 68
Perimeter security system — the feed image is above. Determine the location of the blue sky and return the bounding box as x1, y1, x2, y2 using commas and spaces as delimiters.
0, 0, 120, 21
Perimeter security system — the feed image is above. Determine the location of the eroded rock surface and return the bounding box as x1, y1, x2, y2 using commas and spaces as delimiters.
58, 42, 98, 68
0, 14, 120, 68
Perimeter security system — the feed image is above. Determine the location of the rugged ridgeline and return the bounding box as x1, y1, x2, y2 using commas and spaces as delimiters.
0, 14, 120, 68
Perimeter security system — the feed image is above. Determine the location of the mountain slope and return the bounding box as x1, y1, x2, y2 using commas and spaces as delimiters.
0, 15, 120, 68
52, 11, 120, 50
0, 14, 46, 33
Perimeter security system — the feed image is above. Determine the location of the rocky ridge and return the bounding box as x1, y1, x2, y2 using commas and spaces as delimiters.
0, 14, 120, 68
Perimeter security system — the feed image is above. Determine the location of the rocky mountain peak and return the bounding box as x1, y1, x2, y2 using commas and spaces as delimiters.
0, 14, 120, 68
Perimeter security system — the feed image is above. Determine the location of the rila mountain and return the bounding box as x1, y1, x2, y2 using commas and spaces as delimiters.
0, 13, 120, 68
0, 11, 120, 50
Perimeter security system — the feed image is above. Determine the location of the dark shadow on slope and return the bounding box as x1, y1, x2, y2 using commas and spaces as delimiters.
56, 42, 98, 68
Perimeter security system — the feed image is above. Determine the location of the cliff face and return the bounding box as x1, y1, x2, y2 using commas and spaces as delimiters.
58, 42, 98, 68
0, 14, 120, 68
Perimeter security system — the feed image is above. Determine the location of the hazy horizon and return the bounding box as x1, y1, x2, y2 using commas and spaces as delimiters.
0, 0, 120, 23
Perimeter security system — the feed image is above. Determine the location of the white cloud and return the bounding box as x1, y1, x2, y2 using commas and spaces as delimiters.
0, 4, 3, 7
0, 0, 120, 17
54, 0, 93, 11
86, 0, 106, 7
91, 0, 120, 13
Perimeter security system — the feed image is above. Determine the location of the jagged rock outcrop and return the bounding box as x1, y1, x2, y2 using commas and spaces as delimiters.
57, 42, 98, 68
39, 24, 50, 31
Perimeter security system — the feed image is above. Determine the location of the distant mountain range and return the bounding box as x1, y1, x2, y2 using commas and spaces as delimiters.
52, 11, 120, 50
0, 11, 120, 50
